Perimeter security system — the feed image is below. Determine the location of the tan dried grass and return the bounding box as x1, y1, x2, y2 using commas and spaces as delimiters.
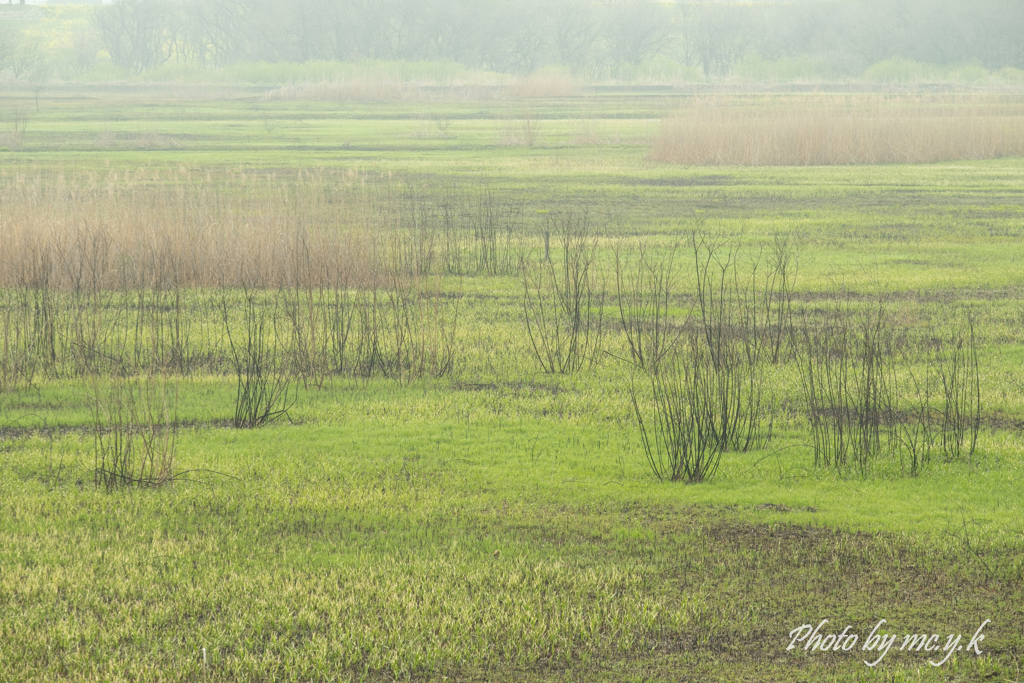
0, 169, 382, 291
652, 93, 1024, 166
506, 72, 583, 98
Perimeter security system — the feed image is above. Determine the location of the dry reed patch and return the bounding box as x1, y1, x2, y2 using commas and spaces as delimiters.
0, 169, 380, 290
506, 72, 583, 98
0, 170, 527, 292
652, 93, 1024, 165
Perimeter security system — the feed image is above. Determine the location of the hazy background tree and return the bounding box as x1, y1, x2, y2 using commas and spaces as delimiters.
8, 38, 45, 79
0, 24, 18, 75
94, 0, 179, 73
681, 1, 756, 77
604, 1, 676, 67
0, 0, 1017, 80
551, 0, 601, 75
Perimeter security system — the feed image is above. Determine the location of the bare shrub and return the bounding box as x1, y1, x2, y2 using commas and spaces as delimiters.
498, 112, 542, 146
320, 230, 461, 384
282, 232, 360, 389
0, 291, 39, 390
935, 314, 981, 462
614, 239, 682, 373
435, 188, 524, 276
469, 191, 522, 276
521, 209, 605, 374
381, 268, 461, 383
764, 232, 799, 363
689, 231, 776, 453
93, 377, 177, 490
800, 302, 889, 474
799, 300, 981, 476
627, 230, 787, 481
222, 289, 294, 429
631, 337, 721, 483
799, 300, 936, 475
0, 243, 58, 386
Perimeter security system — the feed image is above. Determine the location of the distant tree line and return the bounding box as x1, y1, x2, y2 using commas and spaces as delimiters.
6, 0, 1024, 78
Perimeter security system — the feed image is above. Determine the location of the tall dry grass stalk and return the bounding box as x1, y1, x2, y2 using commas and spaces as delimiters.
652, 93, 1024, 165
0, 169, 380, 291
0, 170, 488, 385
0, 169, 530, 291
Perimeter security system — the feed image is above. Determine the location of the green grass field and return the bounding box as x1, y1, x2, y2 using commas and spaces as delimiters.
1, 87, 1023, 681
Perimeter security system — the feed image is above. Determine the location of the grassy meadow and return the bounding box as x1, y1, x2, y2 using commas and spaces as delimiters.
1, 86, 1024, 681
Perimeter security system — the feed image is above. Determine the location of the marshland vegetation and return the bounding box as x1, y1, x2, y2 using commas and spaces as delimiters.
1, 76, 1023, 682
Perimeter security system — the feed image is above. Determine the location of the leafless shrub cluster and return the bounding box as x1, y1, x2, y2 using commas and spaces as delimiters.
0, 171, 488, 391
625, 230, 797, 482
653, 94, 1024, 166
93, 376, 177, 490
614, 240, 682, 373
800, 302, 903, 475
385, 187, 524, 278
521, 209, 606, 374
936, 317, 982, 462
0, 277, 200, 387
222, 289, 294, 428
799, 301, 981, 476
498, 112, 542, 147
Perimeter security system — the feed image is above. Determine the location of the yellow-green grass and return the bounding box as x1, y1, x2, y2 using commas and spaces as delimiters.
2, 403, 1022, 680
1, 87, 1024, 681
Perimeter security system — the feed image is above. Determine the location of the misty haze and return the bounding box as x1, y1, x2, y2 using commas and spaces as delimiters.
1, 1, 1022, 681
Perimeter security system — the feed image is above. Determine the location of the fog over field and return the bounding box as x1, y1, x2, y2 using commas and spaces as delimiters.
1, 1, 1023, 83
